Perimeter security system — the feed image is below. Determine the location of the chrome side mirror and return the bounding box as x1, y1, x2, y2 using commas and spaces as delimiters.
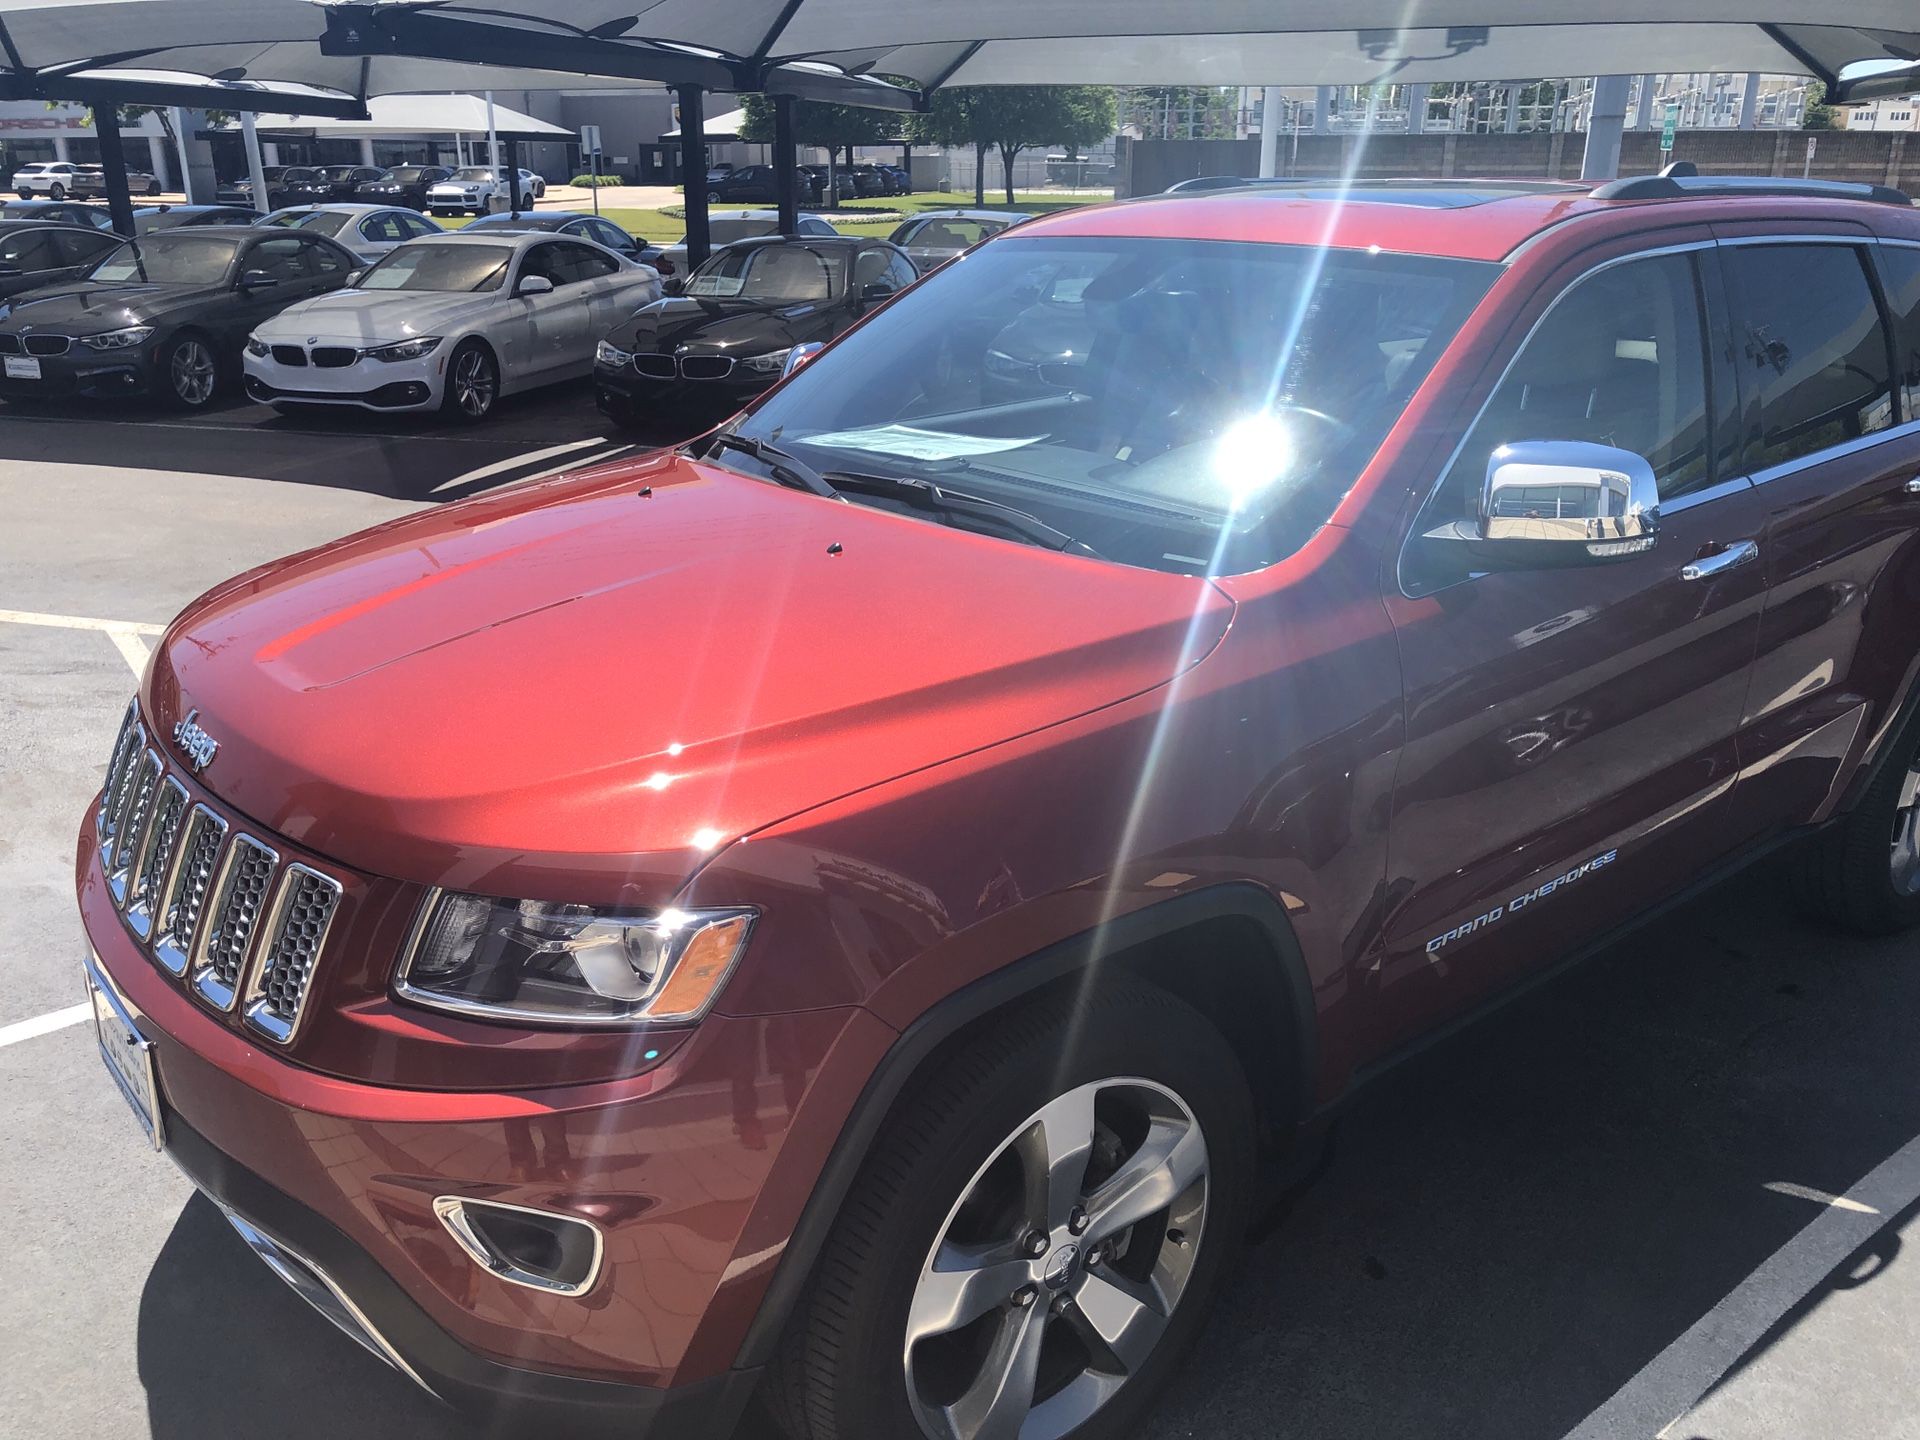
782, 341, 823, 377
1479, 440, 1659, 562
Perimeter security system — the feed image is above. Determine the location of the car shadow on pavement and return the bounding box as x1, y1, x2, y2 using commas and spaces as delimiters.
136, 857, 1920, 1440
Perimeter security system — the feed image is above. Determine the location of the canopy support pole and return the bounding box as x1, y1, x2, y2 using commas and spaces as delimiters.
677, 83, 709, 269
93, 105, 135, 236
1257, 86, 1283, 176
773, 93, 799, 236
240, 111, 269, 216
1581, 74, 1632, 181
504, 134, 522, 215
485, 89, 500, 195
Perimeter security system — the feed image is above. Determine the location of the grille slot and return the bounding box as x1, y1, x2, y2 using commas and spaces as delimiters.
96, 702, 144, 865
632, 353, 676, 380
107, 751, 163, 909
153, 804, 227, 977
679, 354, 733, 380
24, 334, 70, 357
243, 865, 342, 1043
190, 834, 278, 1012
124, 778, 188, 941
0, 333, 18, 354
270, 344, 309, 367
310, 347, 357, 368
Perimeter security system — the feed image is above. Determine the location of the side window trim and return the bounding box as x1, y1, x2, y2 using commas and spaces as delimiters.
1394, 238, 1722, 596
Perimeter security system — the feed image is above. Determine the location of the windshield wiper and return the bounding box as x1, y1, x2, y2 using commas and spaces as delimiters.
704, 432, 843, 498
821, 470, 1101, 558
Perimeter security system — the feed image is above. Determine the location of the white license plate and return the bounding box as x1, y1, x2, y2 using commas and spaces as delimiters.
84, 954, 164, 1151
4, 356, 41, 380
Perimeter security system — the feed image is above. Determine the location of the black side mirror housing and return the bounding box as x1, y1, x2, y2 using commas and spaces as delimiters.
238, 269, 278, 291
860, 281, 896, 305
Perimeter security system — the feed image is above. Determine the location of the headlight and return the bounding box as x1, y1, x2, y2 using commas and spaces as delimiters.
741, 347, 793, 374
595, 339, 633, 367
82, 326, 154, 351
395, 895, 755, 1025
245, 336, 269, 358
364, 335, 442, 362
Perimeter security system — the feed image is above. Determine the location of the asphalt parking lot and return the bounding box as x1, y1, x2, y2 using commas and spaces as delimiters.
5, 401, 1920, 1440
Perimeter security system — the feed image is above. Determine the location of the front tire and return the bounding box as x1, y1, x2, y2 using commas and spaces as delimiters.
1793, 718, 1920, 933
440, 338, 498, 423
766, 982, 1255, 1440
161, 333, 220, 409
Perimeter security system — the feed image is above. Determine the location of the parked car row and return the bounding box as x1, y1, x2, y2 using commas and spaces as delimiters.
0, 195, 939, 426
214, 164, 549, 214
704, 161, 909, 206
12, 161, 159, 200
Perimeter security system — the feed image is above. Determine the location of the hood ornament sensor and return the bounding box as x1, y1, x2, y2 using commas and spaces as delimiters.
172, 709, 219, 772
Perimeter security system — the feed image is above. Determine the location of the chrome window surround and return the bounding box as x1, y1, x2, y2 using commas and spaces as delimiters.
1397, 233, 1920, 594
188, 832, 279, 1013
431, 1195, 606, 1297
240, 862, 343, 1045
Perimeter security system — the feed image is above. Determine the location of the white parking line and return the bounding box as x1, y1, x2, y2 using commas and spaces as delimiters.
430, 436, 613, 493
1562, 1133, 1920, 1440
0, 607, 160, 678
0, 1003, 92, 1049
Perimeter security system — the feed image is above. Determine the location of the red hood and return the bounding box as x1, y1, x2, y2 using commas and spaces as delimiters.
146, 452, 1233, 904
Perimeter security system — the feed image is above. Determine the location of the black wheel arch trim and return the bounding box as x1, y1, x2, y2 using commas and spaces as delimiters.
730, 880, 1317, 1372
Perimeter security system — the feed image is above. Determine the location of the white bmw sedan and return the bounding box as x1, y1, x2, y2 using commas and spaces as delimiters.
242, 231, 660, 422
256, 203, 443, 263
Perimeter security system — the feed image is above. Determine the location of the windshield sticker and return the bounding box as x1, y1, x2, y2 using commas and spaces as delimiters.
803, 425, 1045, 462
1424, 847, 1618, 956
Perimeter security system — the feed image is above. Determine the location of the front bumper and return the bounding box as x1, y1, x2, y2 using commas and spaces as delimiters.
76, 817, 897, 1432
244, 349, 442, 411
0, 346, 156, 399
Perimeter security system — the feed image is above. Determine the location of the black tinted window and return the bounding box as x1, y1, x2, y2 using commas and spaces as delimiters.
301, 237, 350, 275
0, 228, 57, 269
1877, 244, 1920, 422
249, 235, 312, 281
1725, 244, 1894, 470
1416, 251, 1714, 543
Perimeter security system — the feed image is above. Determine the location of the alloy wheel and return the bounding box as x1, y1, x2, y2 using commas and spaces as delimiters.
169, 338, 217, 406
1890, 760, 1920, 895
904, 1077, 1209, 1440
452, 346, 497, 418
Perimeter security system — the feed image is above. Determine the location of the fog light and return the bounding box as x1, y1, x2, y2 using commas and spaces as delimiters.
433, 1196, 604, 1296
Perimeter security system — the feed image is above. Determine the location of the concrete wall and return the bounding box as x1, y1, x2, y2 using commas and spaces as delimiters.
1115, 129, 1918, 197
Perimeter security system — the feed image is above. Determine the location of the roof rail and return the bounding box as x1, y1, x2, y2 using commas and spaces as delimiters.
1590, 170, 1912, 207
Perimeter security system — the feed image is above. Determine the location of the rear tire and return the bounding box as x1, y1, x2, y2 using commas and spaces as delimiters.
764, 981, 1255, 1440
47, 183, 64, 201
440, 338, 498, 424
1792, 716, 1920, 934
707, 190, 722, 204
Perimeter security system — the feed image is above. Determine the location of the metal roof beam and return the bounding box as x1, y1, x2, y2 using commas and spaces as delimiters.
0, 70, 368, 118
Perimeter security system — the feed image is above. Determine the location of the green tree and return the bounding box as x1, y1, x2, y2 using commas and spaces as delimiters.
738, 95, 900, 206
909, 85, 1115, 205
1802, 80, 1835, 131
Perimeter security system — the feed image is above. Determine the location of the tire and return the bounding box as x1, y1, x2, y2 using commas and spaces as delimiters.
15, 188, 30, 200
47, 183, 64, 201
160, 332, 220, 410
1792, 714, 1920, 933
764, 981, 1256, 1440
440, 338, 499, 423
707, 190, 722, 204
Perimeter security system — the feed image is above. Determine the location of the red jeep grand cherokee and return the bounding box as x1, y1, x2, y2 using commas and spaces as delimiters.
78, 172, 1920, 1440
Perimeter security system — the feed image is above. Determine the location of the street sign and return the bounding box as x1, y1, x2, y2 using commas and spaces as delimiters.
1660, 103, 1679, 154
579, 124, 602, 154
1804, 134, 1818, 178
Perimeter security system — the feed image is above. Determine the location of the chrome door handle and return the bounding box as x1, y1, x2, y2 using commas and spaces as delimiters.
1905, 476, 1920, 496
1681, 539, 1760, 582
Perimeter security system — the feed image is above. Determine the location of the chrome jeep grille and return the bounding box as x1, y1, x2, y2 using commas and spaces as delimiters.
93, 706, 345, 1043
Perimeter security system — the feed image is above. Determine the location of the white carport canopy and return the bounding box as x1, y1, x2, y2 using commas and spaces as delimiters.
244, 91, 572, 141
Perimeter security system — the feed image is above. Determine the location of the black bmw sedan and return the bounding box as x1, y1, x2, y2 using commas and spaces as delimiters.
0, 225, 357, 408
351, 164, 454, 211
593, 234, 916, 426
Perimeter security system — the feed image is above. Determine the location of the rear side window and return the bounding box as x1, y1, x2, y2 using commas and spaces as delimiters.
1412, 251, 1716, 568
1723, 244, 1894, 471
1877, 244, 1920, 423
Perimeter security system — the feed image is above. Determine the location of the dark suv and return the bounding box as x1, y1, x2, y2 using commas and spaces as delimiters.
77, 174, 1920, 1440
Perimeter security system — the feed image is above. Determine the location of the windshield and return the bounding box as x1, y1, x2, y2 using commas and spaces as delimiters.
321, 166, 358, 181
685, 242, 840, 302
283, 168, 320, 182
357, 241, 509, 292
708, 217, 777, 246
87, 234, 240, 285
733, 235, 1495, 575
451, 168, 495, 182
387, 168, 429, 182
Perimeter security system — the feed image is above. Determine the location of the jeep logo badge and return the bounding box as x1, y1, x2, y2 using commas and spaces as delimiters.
172, 709, 219, 772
